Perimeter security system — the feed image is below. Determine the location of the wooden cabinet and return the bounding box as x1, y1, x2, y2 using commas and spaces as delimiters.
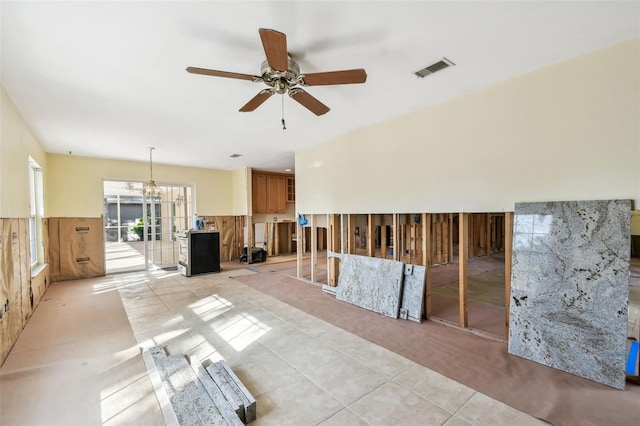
266, 174, 286, 213
252, 171, 292, 214
252, 173, 268, 214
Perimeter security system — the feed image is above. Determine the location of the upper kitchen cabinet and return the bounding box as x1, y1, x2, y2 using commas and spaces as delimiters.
286, 177, 295, 203
252, 171, 293, 214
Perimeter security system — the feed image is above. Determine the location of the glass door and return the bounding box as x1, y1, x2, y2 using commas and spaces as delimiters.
104, 180, 193, 272
143, 184, 193, 269
104, 181, 146, 273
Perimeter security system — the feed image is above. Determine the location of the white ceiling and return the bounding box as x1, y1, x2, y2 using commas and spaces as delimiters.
2, 1, 639, 173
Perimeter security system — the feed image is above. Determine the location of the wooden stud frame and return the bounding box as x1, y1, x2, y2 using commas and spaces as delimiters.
448, 214, 454, 263
459, 212, 469, 328
422, 213, 432, 318
380, 215, 387, 259
485, 213, 491, 258
392, 214, 399, 261
310, 214, 317, 283
348, 214, 356, 254
296, 220, 303, 278
367, 214, 375, 258
328, 214, 340, 286
246, 215, 254, 265
504, 212, 514, 336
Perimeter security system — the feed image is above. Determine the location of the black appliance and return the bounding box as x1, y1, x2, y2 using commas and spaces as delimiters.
177, 230, 220, 277
239, 247, 267, 263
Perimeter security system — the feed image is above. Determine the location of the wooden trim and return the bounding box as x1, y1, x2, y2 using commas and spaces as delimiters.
459, 213, 469, 328
504, 212, 514, 336
250, 169, 294, 178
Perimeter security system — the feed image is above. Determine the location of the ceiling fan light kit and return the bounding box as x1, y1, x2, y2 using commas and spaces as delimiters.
187, 28, 367, 116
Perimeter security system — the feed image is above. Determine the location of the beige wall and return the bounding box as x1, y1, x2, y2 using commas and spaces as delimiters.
296, 37, 640, 214
232, 167, 249, 216
46, 154, 237, 217
1, 86, 47, 218
632, 211, 640, 236
2, 81, 251, 220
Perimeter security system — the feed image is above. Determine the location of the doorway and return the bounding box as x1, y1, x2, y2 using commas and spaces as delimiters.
103, 180, 193, 273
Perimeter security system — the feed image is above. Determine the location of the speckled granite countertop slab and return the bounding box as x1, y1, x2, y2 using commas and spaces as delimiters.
508, 199, 631, 389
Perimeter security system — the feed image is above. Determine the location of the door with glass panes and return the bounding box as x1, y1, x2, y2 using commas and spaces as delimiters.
103, 180, 193, 271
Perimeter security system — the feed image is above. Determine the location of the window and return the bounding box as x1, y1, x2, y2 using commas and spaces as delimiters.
28, 157, 44, 266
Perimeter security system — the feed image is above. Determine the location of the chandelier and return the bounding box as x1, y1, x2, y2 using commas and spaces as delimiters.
142, 147, 162, 198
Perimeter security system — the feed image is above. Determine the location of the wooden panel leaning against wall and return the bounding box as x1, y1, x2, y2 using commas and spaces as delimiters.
0, 218, 51, 366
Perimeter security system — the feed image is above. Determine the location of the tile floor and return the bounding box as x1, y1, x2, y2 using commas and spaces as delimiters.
1, 267, 545, 426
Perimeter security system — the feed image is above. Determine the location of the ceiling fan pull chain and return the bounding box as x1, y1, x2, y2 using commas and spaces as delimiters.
281, 95, 286, 130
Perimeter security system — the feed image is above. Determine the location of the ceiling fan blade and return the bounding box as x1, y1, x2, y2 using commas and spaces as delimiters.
259, 28, 288, 72
239, 89, 274, 112
301, 69, 367, 86
289, 88, 330, 116
186, 67, 258, 81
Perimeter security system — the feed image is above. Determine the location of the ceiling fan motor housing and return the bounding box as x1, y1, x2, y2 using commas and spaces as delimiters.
260, 58, 301, 94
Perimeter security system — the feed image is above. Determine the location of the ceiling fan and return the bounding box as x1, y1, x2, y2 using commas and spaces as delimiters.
186, 28, 367, 116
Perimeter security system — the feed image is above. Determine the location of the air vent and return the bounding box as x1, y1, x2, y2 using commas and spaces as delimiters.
229, 153, 242, 158
414, 57, 455, 78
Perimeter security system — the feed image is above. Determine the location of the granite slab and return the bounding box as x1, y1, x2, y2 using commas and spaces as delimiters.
167, 354, 226, 426
216, 360, 257, 423
190, 357, 244, 426
508, 200, 631, 389
205, 363, 245, 423
330, 251, 404, 318
400, 264, 426, 323
149, 346, 222, 426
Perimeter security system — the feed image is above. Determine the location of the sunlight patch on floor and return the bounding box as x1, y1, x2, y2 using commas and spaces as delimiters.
217, 313, 271, 352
